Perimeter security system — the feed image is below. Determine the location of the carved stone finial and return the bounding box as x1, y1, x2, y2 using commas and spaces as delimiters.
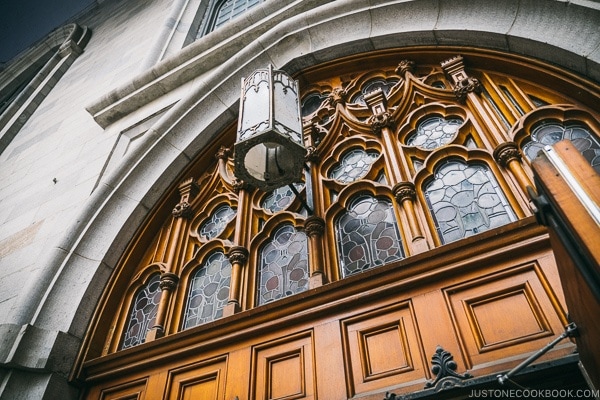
368, 112, 396, 135
392, 182, 416, 203
395, 59, 415, 76
440, 55, 481, 102
172, 201, 193, 219
452, 77, 482, 101
159, 272, 179, 291
305, 146, 320, 163
232, 178, 250, 193
328, 87, 347, 106
177, 178, 200, 208
493, 141, 522, 168
425, 346, 472, 391
304, 216, 325, 237
228, 246, 249, 264
216, 146, 232, 160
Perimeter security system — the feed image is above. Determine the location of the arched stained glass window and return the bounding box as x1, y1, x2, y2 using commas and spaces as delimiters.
424, 160, 516, 244
406, 116, 463, 150
329, 149, 380, 183
522, 121, 600, 174
121, 274, 161, 350
199, 205, 236, 240
336, 195, 404, 277
257, 225, 309, 305
182, 252, 232, 329
262, 183, 305, 213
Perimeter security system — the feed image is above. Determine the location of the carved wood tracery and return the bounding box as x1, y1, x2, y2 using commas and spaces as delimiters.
81, 50, 599, 400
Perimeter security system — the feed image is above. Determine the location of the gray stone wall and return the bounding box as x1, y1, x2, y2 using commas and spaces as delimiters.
0, 0, 171, 398
0, 0, 599, 398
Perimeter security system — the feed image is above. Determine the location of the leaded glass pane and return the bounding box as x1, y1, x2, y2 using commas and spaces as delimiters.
406, 116, 463, 150
336, 195, 404, 277
121, 274, 161, 350
329, 149, 379, 183
214, 0, 263, 31
351, 78, 398, 105
302, 92, 329, 117
183, 252, 232, 329
258, 225, 309, 305
425, 160, 516, 244
522, 122, 600, 174
262, 183, 305, 213
199, 205, 236, 240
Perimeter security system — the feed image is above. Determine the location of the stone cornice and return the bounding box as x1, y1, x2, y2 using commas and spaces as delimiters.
85, 0, 333, 128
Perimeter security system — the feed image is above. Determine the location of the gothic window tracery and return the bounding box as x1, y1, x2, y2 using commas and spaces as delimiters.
329, 148, 380, 183
522, 121, 600, 173
262, 183, 305, 213
198, 205, 236, 240
257, 224, 309, 305
182, 251, 232, 329
336, 195, 404, 277
406, 116, 464, 150
424, 159, 516, 244
120, 274, 161, 350
102, 53, 596, 356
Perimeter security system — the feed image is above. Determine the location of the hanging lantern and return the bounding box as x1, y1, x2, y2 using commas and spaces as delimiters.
234, 65, 306, 191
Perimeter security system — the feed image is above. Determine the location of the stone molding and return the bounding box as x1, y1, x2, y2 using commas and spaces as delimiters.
84, 0, 600, 128
0, 24, 91, 155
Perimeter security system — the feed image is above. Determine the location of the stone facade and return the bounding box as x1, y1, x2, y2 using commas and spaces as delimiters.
0, 0, 599, 398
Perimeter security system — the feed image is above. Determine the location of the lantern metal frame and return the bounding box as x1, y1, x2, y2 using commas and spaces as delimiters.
233, 65, 306, 192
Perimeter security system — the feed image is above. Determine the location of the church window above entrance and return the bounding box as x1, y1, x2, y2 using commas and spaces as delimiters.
92, 52, 599, 358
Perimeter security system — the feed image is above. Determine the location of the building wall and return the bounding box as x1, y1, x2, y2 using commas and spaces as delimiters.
0, 0, 599, 398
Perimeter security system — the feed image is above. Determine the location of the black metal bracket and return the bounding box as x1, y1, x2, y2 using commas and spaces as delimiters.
497, 322, 578, 385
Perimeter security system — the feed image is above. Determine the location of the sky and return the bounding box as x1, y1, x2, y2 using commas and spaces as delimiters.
0, 0, 96, 64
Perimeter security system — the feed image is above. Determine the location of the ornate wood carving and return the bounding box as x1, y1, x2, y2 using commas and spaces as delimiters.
424, 345, 472, 390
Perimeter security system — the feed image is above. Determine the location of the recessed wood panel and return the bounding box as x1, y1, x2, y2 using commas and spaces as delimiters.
165, 356, 227, 400
445, 263, 568, 370
467, 287, 546, 349
98, 378, 147, 400
341, 301, 425, 396
252, 332, 315, 400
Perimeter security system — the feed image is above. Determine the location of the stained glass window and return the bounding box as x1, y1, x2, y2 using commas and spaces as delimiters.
302, 92, 329, 117
182, 252, 232, 329
199, 205, 236, 240
121, 274, 161, 349
351, 78, 399, 105
197, 0, 264, 38
406, 116, 463, 150
336, 195, 404, 277
257, 225, 309, 305
424, 160, 516, 244
522, 122, 600, 174
329, 149, 380, 183
262, 183, 305, 213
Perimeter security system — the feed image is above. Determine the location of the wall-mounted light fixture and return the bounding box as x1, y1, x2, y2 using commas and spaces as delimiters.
234, 65, 306, 192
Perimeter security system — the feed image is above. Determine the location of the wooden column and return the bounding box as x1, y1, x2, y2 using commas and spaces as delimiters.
493, 141, 532, 194
223, 245, 249, 317
147, 178, 198, 340
441, 55, 501, 148
365, 88, 430, 255
305, 215, 326, 288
